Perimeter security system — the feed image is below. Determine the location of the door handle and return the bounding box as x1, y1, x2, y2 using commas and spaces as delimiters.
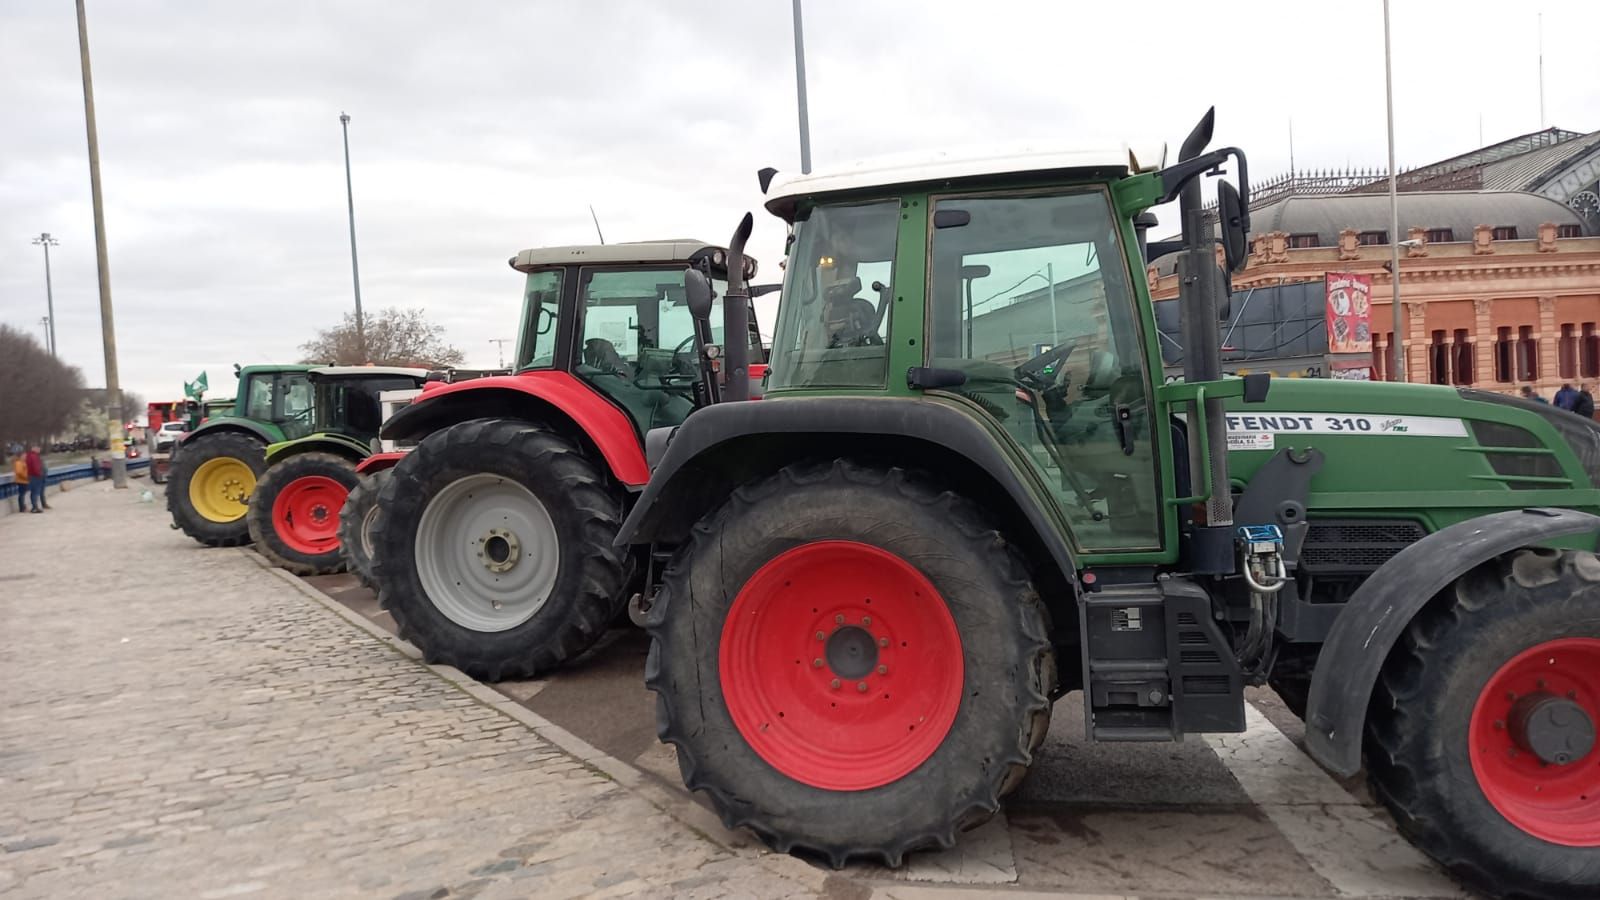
1113, 404, 1136, 456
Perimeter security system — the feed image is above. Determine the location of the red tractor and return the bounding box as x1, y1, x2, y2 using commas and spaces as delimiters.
368, 238, 762, 680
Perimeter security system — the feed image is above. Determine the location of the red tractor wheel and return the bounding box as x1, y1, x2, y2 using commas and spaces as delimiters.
246, 453, 360, 575
645, 460, 1054, 868
1366, 549, 1600, 899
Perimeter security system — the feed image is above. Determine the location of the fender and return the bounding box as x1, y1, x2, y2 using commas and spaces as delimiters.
614, 395, 1079, 584
263, 432, 371, 467
379, 372, 650, 487
1305, 506, 1600, 777
355, 451, 407, 475
180, 417, 280, 447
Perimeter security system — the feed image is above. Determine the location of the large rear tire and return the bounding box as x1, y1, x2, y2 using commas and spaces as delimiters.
645, 460, 1053, 867
370, 418, 630, 682
247, 452, 360, 575
166, 432, 266, 547
338, 468, 392, 589
1365, 548, 1600, 899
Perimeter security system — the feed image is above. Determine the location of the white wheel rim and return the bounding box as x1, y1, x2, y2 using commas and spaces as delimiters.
414, 473, 560, 633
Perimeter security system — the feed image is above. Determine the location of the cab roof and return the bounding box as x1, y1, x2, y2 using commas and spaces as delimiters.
308, 366, 430, 381
510, 240, 723, 272
763, 143, 1169, 220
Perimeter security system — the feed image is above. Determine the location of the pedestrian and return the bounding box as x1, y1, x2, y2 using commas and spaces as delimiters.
1555, 382, 1579, 411
1519, 385, 1548, 404
1577, 383, 1596, 420
24, 445, 47, 513
9, 452, 27, 513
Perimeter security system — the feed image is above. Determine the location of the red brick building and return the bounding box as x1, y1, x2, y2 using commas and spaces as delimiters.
1150, 127, 1600, 398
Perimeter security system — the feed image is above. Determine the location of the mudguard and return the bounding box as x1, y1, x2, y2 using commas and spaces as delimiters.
613, 395, 1080, 583
379, 372, 650, 487
262, 432, 371, 466
1305, 506, 1600, 777
181, 417, 280, 448
355, 451, 406, 475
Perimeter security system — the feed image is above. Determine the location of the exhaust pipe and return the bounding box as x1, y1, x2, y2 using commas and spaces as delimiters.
722, 213, 755, 402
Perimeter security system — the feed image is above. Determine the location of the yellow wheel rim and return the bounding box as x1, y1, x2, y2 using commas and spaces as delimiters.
189, 457, 256, 523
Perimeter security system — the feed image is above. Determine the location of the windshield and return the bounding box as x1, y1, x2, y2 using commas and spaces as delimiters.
768, 200, 900, 389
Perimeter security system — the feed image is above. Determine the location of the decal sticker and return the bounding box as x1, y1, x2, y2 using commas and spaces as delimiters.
1224, 413, 1468, 438
1227, 431, 1276, 451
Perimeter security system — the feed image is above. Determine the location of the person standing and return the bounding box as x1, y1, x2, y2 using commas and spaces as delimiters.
10, 453, 28, 513
24, 445, 47, 513
1520, 385, 1549, 404
1555, 382, 1579, 410
1576, 383, 1597, 420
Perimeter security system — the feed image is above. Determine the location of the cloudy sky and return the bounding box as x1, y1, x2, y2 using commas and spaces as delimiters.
3, 1, 1597, 404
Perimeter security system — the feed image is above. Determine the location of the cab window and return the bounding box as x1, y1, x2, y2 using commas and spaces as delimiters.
516, 270, 563, 370
768, 200, 899, 389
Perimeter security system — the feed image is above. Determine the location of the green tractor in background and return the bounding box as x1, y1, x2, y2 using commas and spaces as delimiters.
166, 365, 426, 563
618, 112, 1600, 898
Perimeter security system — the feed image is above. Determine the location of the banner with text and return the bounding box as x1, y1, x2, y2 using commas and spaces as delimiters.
1324, 272, 1373, 353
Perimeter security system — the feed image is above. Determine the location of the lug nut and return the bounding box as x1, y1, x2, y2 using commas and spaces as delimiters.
812, 658, 823, 668
857, 682, 869, 692
830, 679, 840, 689
834, 614, 845, 625
878, 637, 889, 648
816, 631, 826, 641
877, 665, 888, 675
862, 616, 872, 626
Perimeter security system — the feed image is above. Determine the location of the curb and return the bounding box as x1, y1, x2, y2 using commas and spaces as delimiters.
247, 551, 832, 892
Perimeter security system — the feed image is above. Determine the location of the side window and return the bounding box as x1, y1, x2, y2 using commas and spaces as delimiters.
928, 190, 1160, 551
278, 373, 314, 438
243, 376, 272, 420
576, 267, 702, 435
768, 200, 899, 389
516, 270, 563, 370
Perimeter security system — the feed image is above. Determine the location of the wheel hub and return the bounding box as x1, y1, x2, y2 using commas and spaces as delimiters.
824, 624, 880, 680
1509, 693, 1596, 766
478, 528, 520, 573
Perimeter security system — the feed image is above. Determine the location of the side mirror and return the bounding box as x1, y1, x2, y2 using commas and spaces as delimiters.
960, 264, 991, 281
1217, 181, 1249, 273
684, 269, 714, 321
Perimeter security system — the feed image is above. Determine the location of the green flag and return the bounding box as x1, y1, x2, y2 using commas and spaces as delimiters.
184, 371, 208, 400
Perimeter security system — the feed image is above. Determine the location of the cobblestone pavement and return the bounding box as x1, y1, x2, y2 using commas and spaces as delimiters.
0, 482, 837, 899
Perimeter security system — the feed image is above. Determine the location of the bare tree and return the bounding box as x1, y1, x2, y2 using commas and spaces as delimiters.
300, 306, 465, 368
0, 325, 86, 445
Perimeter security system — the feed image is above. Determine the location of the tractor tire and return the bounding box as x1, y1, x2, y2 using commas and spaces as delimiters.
644, 459, 1054, 868
338, 468, 392, 590
370, 418, 630, 682
246, 452, 361, 575
1365, 548, 1600, 899
166, 432, 266, 547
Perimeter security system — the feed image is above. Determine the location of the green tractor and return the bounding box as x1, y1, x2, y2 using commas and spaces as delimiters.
166, 364, 426, 557
618, 112, 1600, 898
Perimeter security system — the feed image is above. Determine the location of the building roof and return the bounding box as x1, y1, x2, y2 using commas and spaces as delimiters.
1247, 190, 1586, 247
762, 143, 1168, 219
510, 240, 722, 271
1484, 129, 1600, 192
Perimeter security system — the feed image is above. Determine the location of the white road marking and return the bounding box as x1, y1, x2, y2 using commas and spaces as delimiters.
1205, 704, 1464, 898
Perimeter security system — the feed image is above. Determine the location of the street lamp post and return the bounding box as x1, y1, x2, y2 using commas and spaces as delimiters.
75, 0, 127, 488
791, 0, 812, 174
31, 233, 59, 356
340, 111, 367, 362
1382, 0, 1406, 383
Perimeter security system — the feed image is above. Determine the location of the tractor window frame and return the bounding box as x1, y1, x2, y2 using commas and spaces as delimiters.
921, 183, 1167, 554
515, 267, 568, 372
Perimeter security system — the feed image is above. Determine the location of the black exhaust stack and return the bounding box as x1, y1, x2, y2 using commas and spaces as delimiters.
722, 213, 755, 402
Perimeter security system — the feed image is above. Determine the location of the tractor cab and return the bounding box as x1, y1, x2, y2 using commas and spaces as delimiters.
510, 240, 764, 436
303, 366, 430, 444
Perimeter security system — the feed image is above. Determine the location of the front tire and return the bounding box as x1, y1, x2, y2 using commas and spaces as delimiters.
166, 432, 266, 547
646, 460, 1053, 867
338, 468, 392, 589
370, 418, 630, 682
1366, 548, 1600, 899
247, 452, 360, 575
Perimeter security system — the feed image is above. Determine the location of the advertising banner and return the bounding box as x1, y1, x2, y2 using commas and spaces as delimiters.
1324, 273, 1373, 353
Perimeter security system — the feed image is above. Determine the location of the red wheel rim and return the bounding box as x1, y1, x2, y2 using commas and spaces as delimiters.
270, 475, 348, 557
718, 540, 963, 791
1468, 637, 1600, 846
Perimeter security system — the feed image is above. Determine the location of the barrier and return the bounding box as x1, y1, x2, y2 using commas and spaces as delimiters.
0, 459, 151, 509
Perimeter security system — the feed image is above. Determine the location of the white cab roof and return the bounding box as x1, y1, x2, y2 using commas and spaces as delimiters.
764, 143, 1168, 219
309, 366, 430, 380
511, 240, 718, 272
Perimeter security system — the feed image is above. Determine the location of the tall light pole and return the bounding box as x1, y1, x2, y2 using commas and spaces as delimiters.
31, 233, 59, 356
76, 0, 126, 488
340, 111, 367, 361
1382, 0, 1406, 384
489, 338, 509, 369
791, 0, 812, 173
